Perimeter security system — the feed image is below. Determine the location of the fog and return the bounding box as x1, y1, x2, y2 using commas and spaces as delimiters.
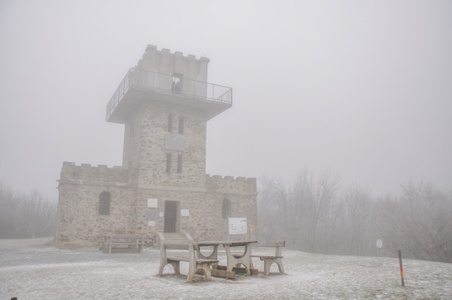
1, 0, 451, 200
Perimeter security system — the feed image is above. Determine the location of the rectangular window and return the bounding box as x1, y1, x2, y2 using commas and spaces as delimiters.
178, 116, 184, 134
130, 120, 134, 138
99, 191, 111, 215
168, 114, 173, 132
172, 73, 183, 93
177, 154, 183, 174
166, 153, 172, 173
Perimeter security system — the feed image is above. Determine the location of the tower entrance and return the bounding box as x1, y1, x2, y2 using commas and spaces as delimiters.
164, 200, 179, 233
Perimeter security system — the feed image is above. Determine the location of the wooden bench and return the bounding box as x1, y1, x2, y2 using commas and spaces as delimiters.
251, 241, 285, 277
101, 234, 144, 254
158, 232, 219, 283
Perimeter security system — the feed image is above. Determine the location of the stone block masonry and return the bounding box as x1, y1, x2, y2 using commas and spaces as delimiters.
55, 45, 257, 248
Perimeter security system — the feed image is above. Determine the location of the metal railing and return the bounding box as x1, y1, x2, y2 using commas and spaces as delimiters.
107, 68, 232, 120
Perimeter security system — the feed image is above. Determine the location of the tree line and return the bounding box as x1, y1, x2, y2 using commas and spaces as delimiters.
0, 182, 57, 239
257, 169, 452, 263
2, 173, 451, 263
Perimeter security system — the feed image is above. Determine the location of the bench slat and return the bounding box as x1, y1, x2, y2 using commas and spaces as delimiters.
251, 255, 283, 258
256, 241, 285, 247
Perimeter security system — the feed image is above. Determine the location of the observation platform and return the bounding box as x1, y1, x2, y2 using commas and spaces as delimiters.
106, 68, 233, 123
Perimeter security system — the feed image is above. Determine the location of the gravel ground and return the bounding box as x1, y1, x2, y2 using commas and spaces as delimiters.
1, 240, 451, 299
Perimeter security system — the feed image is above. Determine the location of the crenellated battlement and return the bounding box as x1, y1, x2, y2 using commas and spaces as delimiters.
62, 161, 124, 169
59, 161, 138, 186
206, 174, 257, 194
136, 44, 210, 83
143, 44, 210, 63
207, 174, 256, 183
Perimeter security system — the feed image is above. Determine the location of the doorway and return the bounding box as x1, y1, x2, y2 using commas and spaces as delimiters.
164, 201, 179, 233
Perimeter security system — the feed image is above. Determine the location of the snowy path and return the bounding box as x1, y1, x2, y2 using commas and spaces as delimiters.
1, 243, 451, 299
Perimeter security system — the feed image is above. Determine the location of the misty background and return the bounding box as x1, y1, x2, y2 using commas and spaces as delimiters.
1, 1, 451, 200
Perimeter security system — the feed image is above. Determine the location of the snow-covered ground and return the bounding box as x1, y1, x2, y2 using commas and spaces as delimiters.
1, 240, 451, 299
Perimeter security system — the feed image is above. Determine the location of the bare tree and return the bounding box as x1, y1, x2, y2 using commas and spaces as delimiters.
258, 169, 340, 253
378, 181, 452, 262
342, 186, 372, 255
257, 177, 288, 242
0, 182, 57, 238
292, 170, 340, 252
257, 175, 452, 262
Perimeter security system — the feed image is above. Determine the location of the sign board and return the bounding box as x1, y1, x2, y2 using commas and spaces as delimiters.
147, 198, 158, 208
228, 217, 247, 235
376, 239, 383, 249
181, 209, 189, 217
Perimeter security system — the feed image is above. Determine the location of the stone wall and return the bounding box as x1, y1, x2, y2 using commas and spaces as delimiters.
56, 163, 257, 247
59, 162, 137, 186
123, 101, 208, 189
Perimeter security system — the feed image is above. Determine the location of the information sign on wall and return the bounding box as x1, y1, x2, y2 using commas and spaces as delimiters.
147, 198, 158, 208
228, 217, 247, 235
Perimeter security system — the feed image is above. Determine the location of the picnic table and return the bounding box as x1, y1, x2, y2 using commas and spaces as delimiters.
157, 232, 219, 282
158, 235, 284, 281
197, 240, 257, 278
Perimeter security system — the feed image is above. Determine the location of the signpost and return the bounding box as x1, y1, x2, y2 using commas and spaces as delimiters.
376, 239, 383, 256
398, 250, 405, 287
376, 239, 383, 249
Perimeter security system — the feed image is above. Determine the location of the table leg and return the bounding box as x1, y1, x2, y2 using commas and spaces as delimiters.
224, 244, 252, 275
197, 245, 218, 260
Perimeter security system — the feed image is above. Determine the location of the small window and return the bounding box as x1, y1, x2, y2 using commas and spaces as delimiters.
168, 114, 173, 132
130, 120, 134, 138
99, 191, 111, 215
166, 153, 172, 173
177, 154, 183, 174
178, 116, 184, 134
222, 198, 231, 219
172, 73, 183, 93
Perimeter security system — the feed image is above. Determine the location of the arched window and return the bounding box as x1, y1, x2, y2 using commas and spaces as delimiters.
99, 191, 111, 215
222, 198, 231, 219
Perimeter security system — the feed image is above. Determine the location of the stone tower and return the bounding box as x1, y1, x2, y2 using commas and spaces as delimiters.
107, 45, 231, 192
55, 45, 256, 247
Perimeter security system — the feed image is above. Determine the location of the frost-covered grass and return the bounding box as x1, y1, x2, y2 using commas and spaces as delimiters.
1, 241, 451, 299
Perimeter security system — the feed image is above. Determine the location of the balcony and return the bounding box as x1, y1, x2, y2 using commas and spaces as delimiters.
106, 68, 233, 123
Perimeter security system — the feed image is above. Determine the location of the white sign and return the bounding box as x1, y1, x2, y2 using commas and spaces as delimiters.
376, 239, 383, 249
181, 209, 189, 217
228, 217, 247, 235
147, 198, 158, 208
147, 221, 155, 227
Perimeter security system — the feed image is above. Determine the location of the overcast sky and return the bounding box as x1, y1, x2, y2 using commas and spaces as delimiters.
1, 0, 451, 200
